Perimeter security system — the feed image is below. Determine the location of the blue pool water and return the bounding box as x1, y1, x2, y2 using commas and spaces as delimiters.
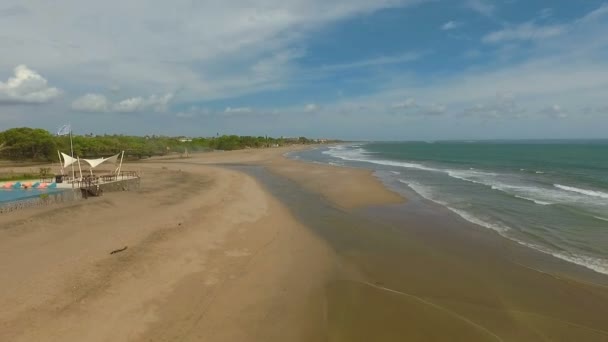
0, 188, 64, 204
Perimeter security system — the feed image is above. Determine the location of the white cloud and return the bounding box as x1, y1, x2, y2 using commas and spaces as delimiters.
113, 93, 173, 113
465, 0, 494, 17
175, 106, 211, 119
113, 97, 145, 113
224, 106, 252, 113
539, 104, 567, 118
320, 52, 424, 71
539, 8, 553, 19
71, 93, 173, 113
391, 98, 416, 109
304, 103, 319, 112
483, 5, 608, 45
420, 103, 446, 115
580, 3, 608, 23
483, 22, 567, 43
71, 93, 109, 112
0, 65, 61, 104
441, 21, 462, 30
2, 1, 607, 138
463, 93, 526, 118
366, 57, 608, 115
0, 0, 426, 104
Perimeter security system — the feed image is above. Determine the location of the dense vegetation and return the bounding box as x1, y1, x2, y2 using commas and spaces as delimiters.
0, 127, 328, 161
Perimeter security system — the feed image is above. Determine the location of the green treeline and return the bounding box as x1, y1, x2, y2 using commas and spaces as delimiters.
0, 127, 326, 161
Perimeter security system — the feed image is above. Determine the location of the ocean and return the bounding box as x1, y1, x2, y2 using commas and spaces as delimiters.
290, 141, 608, 275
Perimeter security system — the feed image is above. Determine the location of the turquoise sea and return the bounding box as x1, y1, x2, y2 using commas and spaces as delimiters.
292, 141, 608, 275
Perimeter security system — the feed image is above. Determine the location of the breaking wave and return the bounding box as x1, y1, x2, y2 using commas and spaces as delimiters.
554, 184, 608, 199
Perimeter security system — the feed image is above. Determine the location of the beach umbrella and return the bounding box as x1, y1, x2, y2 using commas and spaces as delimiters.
48, 183, 57, 189
38, 183, 48, 189
32, 182, 40, 188
12, 182, 21, 189
2, 183, 12, 189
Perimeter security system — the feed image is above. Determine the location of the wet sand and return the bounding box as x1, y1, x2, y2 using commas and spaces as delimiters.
1, 147, 608, 341
242, 163, 608, 341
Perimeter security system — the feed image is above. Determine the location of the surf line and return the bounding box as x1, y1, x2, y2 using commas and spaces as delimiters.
359, 280, 504, 342
509, 259, 608, 290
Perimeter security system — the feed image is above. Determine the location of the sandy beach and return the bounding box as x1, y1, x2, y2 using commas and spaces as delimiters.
1, 147, 608, 341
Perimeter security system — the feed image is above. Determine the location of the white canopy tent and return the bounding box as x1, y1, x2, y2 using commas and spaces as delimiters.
59, 152, 82, 180
82, 153, 120, 169
82, 152, 123, 176
60, 152, 78, 168
59, 151, 125, 179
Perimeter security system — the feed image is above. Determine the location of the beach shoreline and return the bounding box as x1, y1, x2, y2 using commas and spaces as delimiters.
1, 146, 608, 341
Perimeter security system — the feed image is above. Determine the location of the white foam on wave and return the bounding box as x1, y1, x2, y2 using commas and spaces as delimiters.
398, 180, 446, 205
516, 241, 608, 275
514, 195, 552, 206
594, 216, 608, 222
325, 146, 608, 209
554, 184, 608, 199
447, 207, 511, 233
390, 171, 401, 175
398, 179, 508, 233
325, 146, 560, 205
447, 170, 494, 185
447, 170, 562, 205
445, 169, 608, 208
397, 179, 608, 275
324, 147, 440, 172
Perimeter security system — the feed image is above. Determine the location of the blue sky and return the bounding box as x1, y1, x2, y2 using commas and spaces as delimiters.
0, 0, 607, 140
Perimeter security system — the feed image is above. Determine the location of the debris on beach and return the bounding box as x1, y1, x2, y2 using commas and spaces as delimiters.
110, 246, 128, 255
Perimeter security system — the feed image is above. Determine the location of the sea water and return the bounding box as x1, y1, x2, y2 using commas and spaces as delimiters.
290, 141, 608, 275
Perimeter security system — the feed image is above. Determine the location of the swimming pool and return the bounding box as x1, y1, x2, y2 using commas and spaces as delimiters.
0, 188, 64, 203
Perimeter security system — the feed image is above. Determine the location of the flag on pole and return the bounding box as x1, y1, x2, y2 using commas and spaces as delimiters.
57, 124, 71, 136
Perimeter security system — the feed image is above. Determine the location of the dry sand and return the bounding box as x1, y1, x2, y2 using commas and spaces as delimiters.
146, 146, 404, 209
0, 153, 337, 341
2, 146, 608, 341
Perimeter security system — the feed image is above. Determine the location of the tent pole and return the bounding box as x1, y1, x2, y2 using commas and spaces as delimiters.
117, 151, 125, 177
57, 150, 64, 176
69, 126, 75, 188
77, 157, 83, 180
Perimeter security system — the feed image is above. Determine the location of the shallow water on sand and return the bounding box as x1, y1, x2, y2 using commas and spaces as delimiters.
236, 165, 608, 341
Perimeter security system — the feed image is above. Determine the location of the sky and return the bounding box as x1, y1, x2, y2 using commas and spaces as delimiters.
0, 0, 607, 140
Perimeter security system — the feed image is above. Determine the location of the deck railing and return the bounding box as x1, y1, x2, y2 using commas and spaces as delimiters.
55, 171, 139, 187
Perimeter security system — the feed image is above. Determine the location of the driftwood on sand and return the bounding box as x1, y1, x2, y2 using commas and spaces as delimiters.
110, 246, 128, 255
